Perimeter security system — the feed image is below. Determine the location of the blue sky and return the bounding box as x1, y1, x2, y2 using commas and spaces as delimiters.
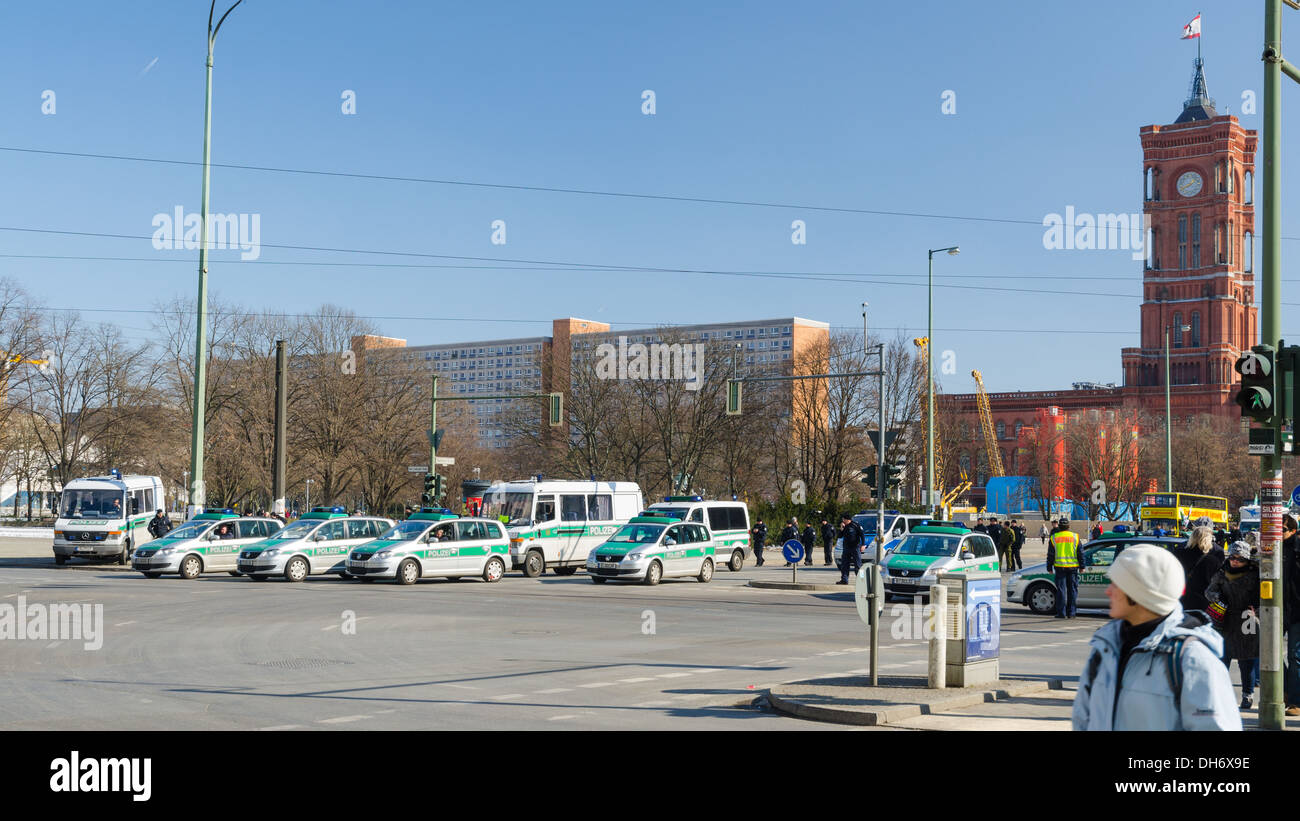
1, 1, 1294, 393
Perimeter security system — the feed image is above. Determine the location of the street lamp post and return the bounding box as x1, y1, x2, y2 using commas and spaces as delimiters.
1164, 322, 1190, 492
188, 0, 243, 518
926, 246, 960, 516
305, 479, 313, 512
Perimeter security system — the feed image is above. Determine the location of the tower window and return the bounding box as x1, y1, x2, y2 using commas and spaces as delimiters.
1178, 215, 1187, 269
1191, 214, 1201, 267
1191, 311, 1201, 347
1173, 312, 1183, 347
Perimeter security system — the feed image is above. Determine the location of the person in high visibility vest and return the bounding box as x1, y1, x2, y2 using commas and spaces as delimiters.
1048, 517, 1083, 619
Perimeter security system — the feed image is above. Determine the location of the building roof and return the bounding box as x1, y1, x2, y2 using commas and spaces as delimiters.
1174, 57, 1217, 123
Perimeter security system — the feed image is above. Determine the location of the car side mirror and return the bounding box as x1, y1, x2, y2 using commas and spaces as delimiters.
665, 539, 676, 546
961, 551, 975, 561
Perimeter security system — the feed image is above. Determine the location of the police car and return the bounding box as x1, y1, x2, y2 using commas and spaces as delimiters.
640, 496, 751, 571
236, 507, 394, 582
833, 512, 943, 564
345, 510, 511, 585
585, 516, 716, 585
131, 511, 282, 579
1006, 532, 1187, 615
878, 525, 1000, 600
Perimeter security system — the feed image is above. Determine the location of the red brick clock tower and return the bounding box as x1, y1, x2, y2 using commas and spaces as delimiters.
1119, 58, 1258, 420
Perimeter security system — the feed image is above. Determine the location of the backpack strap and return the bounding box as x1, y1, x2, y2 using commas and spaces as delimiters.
1154, 635, 1199, 715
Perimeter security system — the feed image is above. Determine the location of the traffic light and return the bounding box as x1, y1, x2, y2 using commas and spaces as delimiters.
421, 473, 436, 506
726, 379, 743, 415
860, 465, 878, 486
886, 463, 903, 489
433, 474, 446, 502
1235, 345, 1277, 424
548, 393, 563, 426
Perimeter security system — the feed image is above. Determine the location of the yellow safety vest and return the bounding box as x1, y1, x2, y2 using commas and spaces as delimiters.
1051, 530, 1081, 568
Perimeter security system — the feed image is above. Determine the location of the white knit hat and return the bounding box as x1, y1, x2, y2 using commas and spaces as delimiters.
1106, 545, 1184, 615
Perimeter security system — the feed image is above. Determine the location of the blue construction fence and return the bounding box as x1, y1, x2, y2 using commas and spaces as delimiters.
982, 476, 1139, 521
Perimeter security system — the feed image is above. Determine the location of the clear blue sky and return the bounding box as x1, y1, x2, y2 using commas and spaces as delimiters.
1, 1, 1294, 393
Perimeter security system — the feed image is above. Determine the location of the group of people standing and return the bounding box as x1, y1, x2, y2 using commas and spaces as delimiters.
749, 514, 867, 586
972, 515, 1025, 571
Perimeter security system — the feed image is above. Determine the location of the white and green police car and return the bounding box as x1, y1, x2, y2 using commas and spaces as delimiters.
879, 525, 1000, 600
131, 510, 281, 579
1006, 533, 1187, 615
236, 507, 394, 582
344, 509, 511, 585
640, 496, 751, 571
585, 516, 716, 585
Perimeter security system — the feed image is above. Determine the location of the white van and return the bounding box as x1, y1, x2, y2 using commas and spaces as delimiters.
640, 496, 751, 571
480, 479, 643, 577
53, 472, 166, 565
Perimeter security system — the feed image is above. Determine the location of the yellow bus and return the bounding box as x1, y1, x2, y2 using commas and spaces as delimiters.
1139, 492, 1229, 535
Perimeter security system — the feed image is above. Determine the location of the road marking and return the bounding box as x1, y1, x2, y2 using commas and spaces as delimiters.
258, 724, 302, 731
657, 672, 692, 679
537, 687, 571, 694
617, 677, 655, 683
318, 715, 369, 724
3, 593, 16, 598
639, 700, 671, 707
691, 668, 722, 674
547, 714, 580, 721
114, 621, 135, 626
46, 641, 62, 648
374, 709, 397, 714
490, 693, 524, 700
578, 681, 615, 689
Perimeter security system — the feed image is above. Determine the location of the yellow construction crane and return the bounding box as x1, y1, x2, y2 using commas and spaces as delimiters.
971, 369, 1005, 479
913, 337, 948, 502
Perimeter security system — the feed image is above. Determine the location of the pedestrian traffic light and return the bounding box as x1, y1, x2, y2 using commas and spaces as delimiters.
548, 393, 563, 426
1235, 345, 1277, 424
860, 466, 877, 486
726, 379, 743, 415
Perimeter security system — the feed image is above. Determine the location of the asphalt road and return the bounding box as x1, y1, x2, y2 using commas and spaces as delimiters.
0, 538, 1107, 730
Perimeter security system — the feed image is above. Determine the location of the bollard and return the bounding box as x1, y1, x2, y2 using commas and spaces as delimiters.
927, 583, 946, 688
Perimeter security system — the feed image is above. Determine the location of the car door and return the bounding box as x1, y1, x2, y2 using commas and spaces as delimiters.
661, 524, 687, 575
557, 494, 588, 564
455, 520, 490, 572
581, 493, 617, 558
419, 523, 458, 576
308, 519, 348, 572
1078, 543, 1120, 607
691, 524, 714, 573
214, 519, 261, 570
964, 534, 1000, 573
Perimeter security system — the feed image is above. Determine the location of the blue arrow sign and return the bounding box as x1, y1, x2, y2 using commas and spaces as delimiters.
781, 539, 805, 564
1291, 485, 1300, 508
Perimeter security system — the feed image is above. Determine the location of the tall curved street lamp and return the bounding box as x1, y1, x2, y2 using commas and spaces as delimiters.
927, 246, 959, 516
188, 0, 244, 516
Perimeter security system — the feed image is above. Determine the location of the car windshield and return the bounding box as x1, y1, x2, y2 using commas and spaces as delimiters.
853, 515, 899, 536
893, 534, 959, 557
607, 523, 666, 544
59, 489, 125, 518
165, 522, 212, 541
644, 507, 689, 520
382, 521, 432, 541
270, 520, 319, 539
480, 491, 533, 525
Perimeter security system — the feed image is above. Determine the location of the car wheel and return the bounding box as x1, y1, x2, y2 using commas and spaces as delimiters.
117, 542, 131, 565
179, 554, 202, 580
54, 555, 67, 566
1026, 582, 1058, 615
728, 549, 744, 572
590, 576, 607, 584
523, 550, 545, 578
397, 559, 420, 586
142, 572, 163, 579
642, 560, 662, 586
284, 556, 310, 583
483, 557, 505, 583
697, 558, 714, 583
552, 566, 578, 576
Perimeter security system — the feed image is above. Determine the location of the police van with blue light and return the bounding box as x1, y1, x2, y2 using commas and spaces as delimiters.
638, 496, 751, 571
236, 507, 394, 582
52, 471, 166, 565
344, 508, 511, 585
833, 510, 935, 565
132, 509, 282, 579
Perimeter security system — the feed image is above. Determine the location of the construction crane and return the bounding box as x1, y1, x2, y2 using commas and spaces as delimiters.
912, 337, 947, 503
971, 369, 1005, 479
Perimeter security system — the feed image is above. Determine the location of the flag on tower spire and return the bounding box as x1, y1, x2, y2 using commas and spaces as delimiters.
1181, 14, 1202, 40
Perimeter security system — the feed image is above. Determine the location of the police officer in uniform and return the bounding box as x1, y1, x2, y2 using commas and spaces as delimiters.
751, 519, 768, 567
800, 522, 817, 567
820, 518, 837, 566
1048, 517, 1083, 618
837, 513, 864, 585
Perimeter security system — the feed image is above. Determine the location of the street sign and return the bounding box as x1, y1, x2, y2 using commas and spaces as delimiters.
408, 466, 428, 473
1291, 484, 1300, 508
781, 539, 804, 564
854, 565, 884, 625
1249, 426, 1276, 455
435, 456, 455, 466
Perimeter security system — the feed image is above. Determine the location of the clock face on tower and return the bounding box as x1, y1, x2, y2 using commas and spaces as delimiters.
1176, 171, 1203, 197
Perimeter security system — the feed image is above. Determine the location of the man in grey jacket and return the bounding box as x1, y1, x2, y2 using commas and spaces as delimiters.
1072, 545, 1242, 731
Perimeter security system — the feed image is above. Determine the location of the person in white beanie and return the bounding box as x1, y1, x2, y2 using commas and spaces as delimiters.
1072, 545, 1242, 731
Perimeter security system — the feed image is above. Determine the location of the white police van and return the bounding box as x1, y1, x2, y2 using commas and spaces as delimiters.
131, 510, 281, 579
236, 507, 394, 582
480, 479, 643, 577
53, 472, 166, 565
585, 515, 716, 585
833, 511, 933, 564
640, 496, 751, 571
345, 509, 511, 585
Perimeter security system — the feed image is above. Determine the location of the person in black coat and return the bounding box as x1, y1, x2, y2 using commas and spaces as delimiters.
1283, 515, 1300, 713
820, 519, 836, 566
751, 519, 768, 567
1180, 526, 1224, 613
836, 513, 863, 585
779, 520, 800, 567
147, 510, 172, 539
800, 523, 817, 567
1205, 541, 1261, 709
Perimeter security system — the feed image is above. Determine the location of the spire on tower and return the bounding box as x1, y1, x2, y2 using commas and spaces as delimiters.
1175, 57, 1218, 123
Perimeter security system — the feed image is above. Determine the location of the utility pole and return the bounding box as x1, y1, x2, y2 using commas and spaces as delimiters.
271, 340, 287, 517
187, 0, 243, 518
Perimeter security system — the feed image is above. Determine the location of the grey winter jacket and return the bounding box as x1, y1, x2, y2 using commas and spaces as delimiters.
1072, 605, 1243, 731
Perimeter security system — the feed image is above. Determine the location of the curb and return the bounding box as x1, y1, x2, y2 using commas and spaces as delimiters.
0, 560, 135, 573
766, 678, 1063, 726
747, 580, 848, 592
